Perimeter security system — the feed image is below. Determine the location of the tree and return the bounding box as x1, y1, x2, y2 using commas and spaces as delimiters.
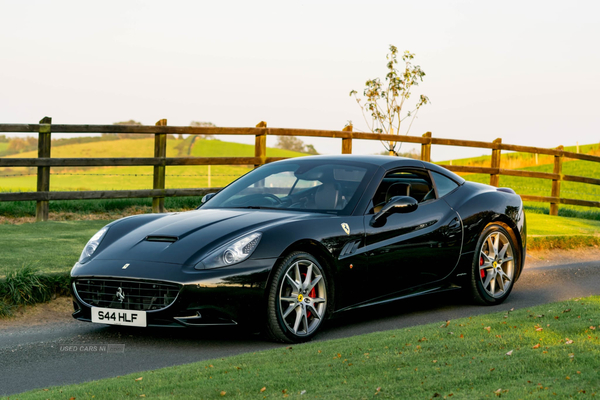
350, 45, 429, 155
190, 121, 216, 139
104, 120, 152, 139
275, 136, 319, 155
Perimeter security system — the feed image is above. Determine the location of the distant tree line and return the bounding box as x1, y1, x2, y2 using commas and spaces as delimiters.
275, 136, 318, 155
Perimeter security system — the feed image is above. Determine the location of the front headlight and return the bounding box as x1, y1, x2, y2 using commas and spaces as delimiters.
196, 232, 262, 270
79, 226, 109, 263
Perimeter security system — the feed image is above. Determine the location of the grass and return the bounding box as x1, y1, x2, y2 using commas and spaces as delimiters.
0, 137, 306, 192
7, 296, 600, 399
0, 220, 111, 276
461, 157, 600, 221
526, 213, 600, 250
437, 142, 600, 169
0, 196, 205, 219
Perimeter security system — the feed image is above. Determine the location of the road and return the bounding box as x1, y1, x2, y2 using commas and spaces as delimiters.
1, 254, 599, 396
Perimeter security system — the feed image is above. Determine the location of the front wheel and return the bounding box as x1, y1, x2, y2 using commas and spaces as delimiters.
470, 224, 518, 305
265, 252, 329, 343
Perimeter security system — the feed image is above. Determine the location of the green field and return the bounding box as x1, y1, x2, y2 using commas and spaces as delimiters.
459, 158, 600, 220
0, 138, 305, 192
438, 142, 600, 169
8, 296, 600, 399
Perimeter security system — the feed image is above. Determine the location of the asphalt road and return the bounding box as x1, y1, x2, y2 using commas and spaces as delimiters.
1, 255, 599, 396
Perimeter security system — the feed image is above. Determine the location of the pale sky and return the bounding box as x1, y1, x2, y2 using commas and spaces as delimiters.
1, 0, 599, 160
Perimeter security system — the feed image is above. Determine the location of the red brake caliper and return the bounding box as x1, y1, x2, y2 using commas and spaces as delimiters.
480, 256, 486, 278
302, 273, 317, 319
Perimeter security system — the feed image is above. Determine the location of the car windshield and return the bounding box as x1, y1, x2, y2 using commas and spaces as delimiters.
202, 160, 374, 214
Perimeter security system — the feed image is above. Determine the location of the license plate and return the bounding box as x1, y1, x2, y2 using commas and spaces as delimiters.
91, 307, 147, 327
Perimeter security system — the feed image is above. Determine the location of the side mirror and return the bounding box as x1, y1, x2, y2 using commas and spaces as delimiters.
370, 196, 418, 226
197, 192, 217, 209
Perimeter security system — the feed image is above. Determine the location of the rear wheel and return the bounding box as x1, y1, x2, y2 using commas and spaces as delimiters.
265, 252, 329, 343
470, 224, 517, 305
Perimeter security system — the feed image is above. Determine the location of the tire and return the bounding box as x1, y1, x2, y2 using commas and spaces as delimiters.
265, 252, 329, 343
469, 224, 518, 305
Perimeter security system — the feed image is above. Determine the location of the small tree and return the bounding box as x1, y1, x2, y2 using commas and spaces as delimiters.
350, 45, 429, 155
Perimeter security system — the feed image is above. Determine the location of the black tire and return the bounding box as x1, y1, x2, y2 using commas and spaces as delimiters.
470, 224, 518, 305
265, 251, 330, 343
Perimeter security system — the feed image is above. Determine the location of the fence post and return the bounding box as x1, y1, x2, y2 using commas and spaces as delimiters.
550, 146, 564, 216
341, 124, 353, 154
152, 119, 167, 213
490, 138, 502, 187
255, 121, 267, 169
420, 132, 432, 162
36, 116, 52, 222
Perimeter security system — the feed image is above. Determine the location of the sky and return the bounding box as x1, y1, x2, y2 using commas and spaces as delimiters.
1, 0, 599, 161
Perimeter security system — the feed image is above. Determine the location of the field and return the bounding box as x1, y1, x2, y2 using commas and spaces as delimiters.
438, 142, 600, 169
459, 158, 600, 220
0, 137, 304, 192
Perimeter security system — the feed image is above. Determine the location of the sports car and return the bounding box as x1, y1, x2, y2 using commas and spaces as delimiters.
71, 155, 526, 343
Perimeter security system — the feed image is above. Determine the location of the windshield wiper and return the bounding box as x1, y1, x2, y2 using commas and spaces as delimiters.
231, 206, 281, 210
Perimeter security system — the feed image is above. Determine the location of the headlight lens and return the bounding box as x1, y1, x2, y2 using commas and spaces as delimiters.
79, 226, 109, 263
197, 232, 262, 270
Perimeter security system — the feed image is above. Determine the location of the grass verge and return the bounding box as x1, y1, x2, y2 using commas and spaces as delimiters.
526, 213, 600, 250
6, 296, 600, 399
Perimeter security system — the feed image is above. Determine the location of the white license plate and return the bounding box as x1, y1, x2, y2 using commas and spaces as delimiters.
91, 307, 147, 327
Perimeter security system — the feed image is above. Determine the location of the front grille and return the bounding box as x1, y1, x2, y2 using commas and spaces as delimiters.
74, 279, 181, 311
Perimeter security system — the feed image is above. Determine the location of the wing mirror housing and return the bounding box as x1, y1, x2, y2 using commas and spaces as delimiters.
197, 192, 217, 209
370, 196, 418, 226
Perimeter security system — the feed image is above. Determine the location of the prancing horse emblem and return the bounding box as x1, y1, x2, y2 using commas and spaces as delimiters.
341, 223, 350, 235
116, 287, 125, 303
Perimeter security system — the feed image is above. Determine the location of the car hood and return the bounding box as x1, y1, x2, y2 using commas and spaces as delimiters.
91, 208, 312, 267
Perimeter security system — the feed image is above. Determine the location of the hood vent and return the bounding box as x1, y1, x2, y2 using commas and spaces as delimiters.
145, 235, 179, 243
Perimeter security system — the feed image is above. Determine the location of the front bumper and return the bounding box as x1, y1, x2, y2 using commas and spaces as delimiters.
71, 258, 277, 328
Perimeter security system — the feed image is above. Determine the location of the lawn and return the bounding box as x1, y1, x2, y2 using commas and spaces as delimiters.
0, 220, 110, 276
8, 296, 600, 399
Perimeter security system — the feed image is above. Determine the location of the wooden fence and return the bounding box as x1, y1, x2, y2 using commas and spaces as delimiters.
1, 117, 600, 221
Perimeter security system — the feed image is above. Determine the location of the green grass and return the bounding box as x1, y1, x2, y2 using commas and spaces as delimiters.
526, 213, 600, 250
7, 296, 600, 399
0, 220, 111, 276
461, 158, 600, 221
0, 196, 206, 218
437, 142, 600, 168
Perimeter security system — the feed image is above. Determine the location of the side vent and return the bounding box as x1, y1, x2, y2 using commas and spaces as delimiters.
340, 240, 361, 258
145, 235, 179, 243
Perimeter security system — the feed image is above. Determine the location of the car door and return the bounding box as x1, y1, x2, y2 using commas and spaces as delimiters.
363, 168, 463, 300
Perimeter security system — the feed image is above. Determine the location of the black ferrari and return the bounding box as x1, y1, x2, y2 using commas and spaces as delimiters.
71, 155, 526, 343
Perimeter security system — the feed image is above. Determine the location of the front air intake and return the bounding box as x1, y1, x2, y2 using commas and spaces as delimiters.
74, 278, 181, 311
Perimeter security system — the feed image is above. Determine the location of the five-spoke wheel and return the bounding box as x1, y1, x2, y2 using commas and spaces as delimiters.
470, 224, 518, 305
266, 252, 329, 343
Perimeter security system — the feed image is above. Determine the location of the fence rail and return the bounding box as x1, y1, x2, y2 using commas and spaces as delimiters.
1, 117, 600, 221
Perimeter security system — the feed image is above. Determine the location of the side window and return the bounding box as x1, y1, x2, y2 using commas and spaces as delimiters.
431, 171, 459, 198
370, 169, 435, 213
